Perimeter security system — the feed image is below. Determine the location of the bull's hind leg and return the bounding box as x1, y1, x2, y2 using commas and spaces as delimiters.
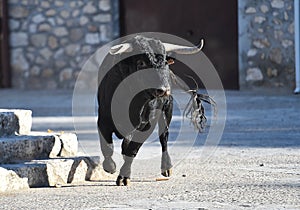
159, 97, 173, 177
98, 121, 116, 174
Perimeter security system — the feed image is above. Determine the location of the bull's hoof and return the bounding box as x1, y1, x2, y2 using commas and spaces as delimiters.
123, 177, 131, 186
116, 176, 131, 186
161, 168, 172, 177
103, 157, 116, 174
116, 176, 123, 186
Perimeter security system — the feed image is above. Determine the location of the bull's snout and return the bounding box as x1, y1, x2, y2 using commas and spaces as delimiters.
154, 87, 171, 97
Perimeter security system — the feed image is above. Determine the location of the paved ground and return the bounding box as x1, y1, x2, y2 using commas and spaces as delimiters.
0, 88, 299, 209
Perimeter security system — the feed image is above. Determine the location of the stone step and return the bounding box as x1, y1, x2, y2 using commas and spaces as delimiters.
0, 109, 32, 137
0, 167, 29, 192
1, 156, 116, 187
0, 132, 78, 164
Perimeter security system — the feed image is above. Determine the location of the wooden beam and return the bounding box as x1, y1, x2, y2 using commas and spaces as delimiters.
1, 0, 11, 88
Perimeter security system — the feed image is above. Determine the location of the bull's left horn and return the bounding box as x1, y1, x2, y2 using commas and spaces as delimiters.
163, 39, 204, 54
109, 43, 133, 55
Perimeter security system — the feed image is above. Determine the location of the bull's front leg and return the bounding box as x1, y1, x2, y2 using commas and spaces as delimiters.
98, 120, 116, 174
117, 119, 154, 186
159, 97, 173, 177
100, 139, 116, 174
117, 139, 143, 186
159, 123, 173, 177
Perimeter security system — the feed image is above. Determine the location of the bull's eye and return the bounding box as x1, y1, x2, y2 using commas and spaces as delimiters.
137, 60, 147, 69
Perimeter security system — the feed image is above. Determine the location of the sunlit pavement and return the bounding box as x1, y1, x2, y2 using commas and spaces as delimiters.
0, 89, 299, 209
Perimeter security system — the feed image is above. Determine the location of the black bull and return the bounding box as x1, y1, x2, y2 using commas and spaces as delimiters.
97, 35, 211, 186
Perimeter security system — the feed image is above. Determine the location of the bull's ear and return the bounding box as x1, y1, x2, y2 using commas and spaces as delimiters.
109, 43, 133, 55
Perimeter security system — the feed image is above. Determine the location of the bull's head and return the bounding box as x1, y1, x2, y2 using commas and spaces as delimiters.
109, 35, 204, 98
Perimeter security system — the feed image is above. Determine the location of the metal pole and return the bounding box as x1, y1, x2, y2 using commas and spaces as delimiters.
295, 0, 300, 94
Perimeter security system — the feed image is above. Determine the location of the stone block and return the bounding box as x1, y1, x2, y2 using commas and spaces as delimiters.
10, 32, 28, 47
0, 109, 32, 137
93, 14, 111, 22
32, 14, 45, 24
67, 158, 88, 184
11, 49, 29, 73
54, 27, 68, 37
271, 0, 284, 9
85, 33, 100, 44
99, 0, 111, 11
269, 48, 282, 64
0, 131, 79, 164
245, 7, 256, 14
48, 36, 58, 49
1, 156, 114, 187
69, 28, 84, 42
82, 156, 117, 181
260, 5, 269, 13
0, 134, 61, 164
32, 132, 79, 157
70, 156, 117, 182
3, 159, 75, 187
9, 6, 29, 18
30, 34, 47, 47
83, 2, 97, 14
0, 167, 29, 193
246, 68, 263, 82
3, 163, 48, 187
58, 133, 78, 157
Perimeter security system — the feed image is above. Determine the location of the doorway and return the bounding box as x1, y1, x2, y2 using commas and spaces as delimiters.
119, 0, 239, 89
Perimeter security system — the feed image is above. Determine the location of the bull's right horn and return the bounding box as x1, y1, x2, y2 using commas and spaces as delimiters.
163, 39, 204, 54
109, 43, 133, 55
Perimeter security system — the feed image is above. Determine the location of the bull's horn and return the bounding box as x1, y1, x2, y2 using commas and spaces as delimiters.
163, 39, 204, 54
109, 43, 133, 55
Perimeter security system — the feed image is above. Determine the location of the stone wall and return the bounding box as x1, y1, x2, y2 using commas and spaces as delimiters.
8, 0, 119, 89
238, 0, 295, 89
7, 0, 296, 90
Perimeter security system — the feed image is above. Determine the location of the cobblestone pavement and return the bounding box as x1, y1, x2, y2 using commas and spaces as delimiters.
0, 89, 299, 209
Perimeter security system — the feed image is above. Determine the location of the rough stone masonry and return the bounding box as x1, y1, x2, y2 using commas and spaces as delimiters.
239, 0, 295, 89
7, 0, 297, 90
8, 0, 119, 89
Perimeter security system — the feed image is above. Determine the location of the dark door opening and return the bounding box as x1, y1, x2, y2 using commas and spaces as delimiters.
120, 0, 238, 89
0, 0, 10, 88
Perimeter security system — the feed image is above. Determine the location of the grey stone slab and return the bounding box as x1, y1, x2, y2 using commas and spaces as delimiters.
0, 109, 32, 137
0, 134, 61, 164
0, 167, 29, 192
0, 132, 79, 164
1, 156, 115, 187
30, 132, 78, 157
3, 159, 75, 187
